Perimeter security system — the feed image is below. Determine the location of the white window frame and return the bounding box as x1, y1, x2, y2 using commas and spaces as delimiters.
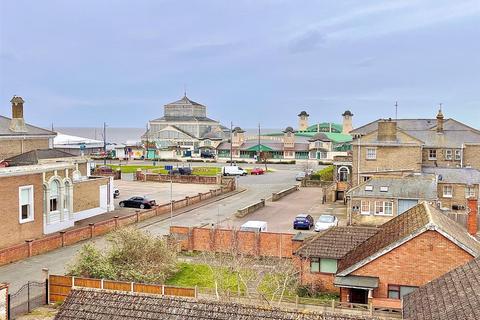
384, 201, 393, 215
361, 200, 371, 215
443, 185, 453, 198
455, 149, 461, 161
366, 148, 377, 160
466, 186, 475, 198
428, 149, 437, 160
445, 149, 453, 160
19, 185, 34, 223
374, 201, 394, 216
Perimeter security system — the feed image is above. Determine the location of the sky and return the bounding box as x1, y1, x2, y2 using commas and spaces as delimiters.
1, 0, 479, 130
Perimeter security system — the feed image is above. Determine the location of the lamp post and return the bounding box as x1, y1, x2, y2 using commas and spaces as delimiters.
169, 179, 173, 226
229, 121, 233, 164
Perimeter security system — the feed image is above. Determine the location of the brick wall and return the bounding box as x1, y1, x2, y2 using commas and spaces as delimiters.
464, 144, 480, 169
297, 257, 338, 293
0, 185, 233, 266
421, 148, 462, 168
352, 145, 422, 186
73, 177, 109, 213
0, 138, 50, 159
437, 182, 477, 211
138, 172, 220, 185
349, 230, 473, 300
170, 226, 296, 258
0, 173, 44, 249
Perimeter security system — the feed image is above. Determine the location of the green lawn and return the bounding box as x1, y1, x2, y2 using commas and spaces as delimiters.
166, 263, 240, 291
105, 165, 220, 176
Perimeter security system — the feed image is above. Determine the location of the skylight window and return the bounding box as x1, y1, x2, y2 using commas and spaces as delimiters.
380, 186, 389, 192
365, 185, 373, 191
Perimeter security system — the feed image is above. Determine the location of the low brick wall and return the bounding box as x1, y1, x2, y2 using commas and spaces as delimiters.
272, 185, 299, 201
170, 226, 297, 258
235, 199, 265, 218
0, 183, 236, 267
137, 172, 220, 185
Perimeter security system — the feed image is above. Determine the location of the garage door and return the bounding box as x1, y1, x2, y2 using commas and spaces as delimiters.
398, 199, 418, 214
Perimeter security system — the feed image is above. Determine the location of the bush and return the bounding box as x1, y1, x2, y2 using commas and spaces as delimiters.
311, 165, 334, 181
296, 284, 339, 300
68, 228, 178, 283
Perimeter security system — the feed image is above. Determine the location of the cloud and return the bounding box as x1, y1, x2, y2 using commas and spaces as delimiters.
288, 30, 326, 53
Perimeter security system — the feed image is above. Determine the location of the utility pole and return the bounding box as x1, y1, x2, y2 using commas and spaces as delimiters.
145, 123, 149, 161
103, 122, 107, 165
230, 121, 233, 164
257, 123, 261, 163
395, 101, 398, 120
169, 179, 173, 227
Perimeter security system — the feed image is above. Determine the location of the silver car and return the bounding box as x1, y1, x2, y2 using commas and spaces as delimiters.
314, 215, 338, 232
295, 172, 306, 181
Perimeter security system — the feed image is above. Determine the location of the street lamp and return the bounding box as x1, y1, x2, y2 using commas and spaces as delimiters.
169, 179, 173, 226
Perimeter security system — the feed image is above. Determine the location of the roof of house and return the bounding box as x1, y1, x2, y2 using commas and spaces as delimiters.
54, 288, 375, 320
6, 149, 76, 166
347, 175, 438, 200
151, 115, 219, 123
200, 130, 223, 140
350, 118, 480, 147
403, 257, 480, 320
305, 122, 343, 133
0, 115, 56, 137
422, 167, 480, 185
295, 226, 378, 259
166, 94, 205, 107
337, 202, 480, 276
216, 141, 310, 152
308, 132, 332, 142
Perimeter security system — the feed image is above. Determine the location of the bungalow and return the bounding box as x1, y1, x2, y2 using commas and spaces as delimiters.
334, 200, 480, 308
295, 226, 378, 292
346, 175, 438, 226
402, 256, 480, 320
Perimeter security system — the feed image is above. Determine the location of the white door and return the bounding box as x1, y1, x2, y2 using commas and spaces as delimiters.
99, 185, 107, 210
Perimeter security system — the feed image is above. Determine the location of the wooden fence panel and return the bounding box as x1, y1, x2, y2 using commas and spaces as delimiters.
49, 275, 73, 302
164, 286, 195, 297
134, 283, 162, 295
73, 277, 102, 289
103, 280, 131, 292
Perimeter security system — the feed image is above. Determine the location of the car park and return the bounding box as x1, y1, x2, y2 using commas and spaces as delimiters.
119, 196, 156, 209
293, 214, 314, 230
295, 172, 306, 181
314, 214, 338, 231
250, 167, 265, 175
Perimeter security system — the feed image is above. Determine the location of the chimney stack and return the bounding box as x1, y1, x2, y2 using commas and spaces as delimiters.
377, 119, 397, 142
467, 198, 478, 236
436, 108, 444, 133
9, 96, 27, 133
342, 110, 354, 134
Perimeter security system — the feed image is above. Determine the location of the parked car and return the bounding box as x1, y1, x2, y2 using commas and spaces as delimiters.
295, 172, 306, 181
119, 197, 156, 209
314, 214, 339, 232
250, 167, 265, 175
113, 188, 120, 199
240, 221, 267, 232
305, 169, 314, 175
201, 151, 215, 158
293, 214, 314, 230
95, 166, 113, 174
222, 166, 247, 176
178, 167, 192, 175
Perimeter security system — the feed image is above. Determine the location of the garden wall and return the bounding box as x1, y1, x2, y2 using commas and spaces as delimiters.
136, 172, 220, 185
0, 184, 236, 266
170, 226, 304, 258
271, 185, 299, 201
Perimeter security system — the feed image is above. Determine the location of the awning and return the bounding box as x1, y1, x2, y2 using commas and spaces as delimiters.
334, 275, 379, 290
245, 144, 274, 152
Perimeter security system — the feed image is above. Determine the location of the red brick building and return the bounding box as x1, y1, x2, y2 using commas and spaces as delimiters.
334, 201, 480, 308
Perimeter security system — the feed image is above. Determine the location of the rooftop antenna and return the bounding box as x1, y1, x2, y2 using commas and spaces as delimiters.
183, 84, 187, 97
439, 102, 443, 111
395, 101, 398, 120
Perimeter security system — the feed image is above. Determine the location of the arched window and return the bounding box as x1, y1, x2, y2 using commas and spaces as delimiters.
339, 167, 349, 182
50, 180, 60, 212
64, 181, 70, 213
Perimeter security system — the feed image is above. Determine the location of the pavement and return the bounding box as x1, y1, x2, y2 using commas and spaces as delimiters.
223, 188, 347, 234
0, 165, 306, 292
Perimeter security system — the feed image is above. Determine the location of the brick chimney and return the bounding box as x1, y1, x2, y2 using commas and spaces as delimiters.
377, 119, 397, 142
467, 198, 478, 236
436, 108, 444, 133
342, 110, 353, 134
9, 96, 27, 133
298, 111, 309, 131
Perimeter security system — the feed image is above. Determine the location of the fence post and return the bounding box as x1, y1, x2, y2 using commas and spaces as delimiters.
59, 231, 66, 247
295, 295, 299, 309
130, 282, 134, 293
162, 285, 165, 296
26, 239, 33, 257
331, 299, 335, 312
89, 223, 95, 238
42, 268, 50, 305
195, 286, 198, 298
369, 302, 373, 316
114, 216, 119, 229
7, 294, 11, 320
27, 281, 30, 313
135, 211, 140, 223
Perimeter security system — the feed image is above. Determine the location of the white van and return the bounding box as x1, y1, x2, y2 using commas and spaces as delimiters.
240, 221, 268, 232
222, 165, 247, 176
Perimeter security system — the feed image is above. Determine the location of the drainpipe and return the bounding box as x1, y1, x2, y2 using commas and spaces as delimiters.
357, 138, 361, 185
461, 143, 464, 168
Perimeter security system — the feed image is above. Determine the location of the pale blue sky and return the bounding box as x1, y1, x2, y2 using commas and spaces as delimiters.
0, 0, 479, 130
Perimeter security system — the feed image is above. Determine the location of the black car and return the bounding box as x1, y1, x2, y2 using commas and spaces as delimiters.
201, 151, 215, 158
119, 197, 156, 209
178, 167, 192, 175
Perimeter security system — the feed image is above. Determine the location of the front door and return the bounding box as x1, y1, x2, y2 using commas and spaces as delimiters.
350, 289, 368, 304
